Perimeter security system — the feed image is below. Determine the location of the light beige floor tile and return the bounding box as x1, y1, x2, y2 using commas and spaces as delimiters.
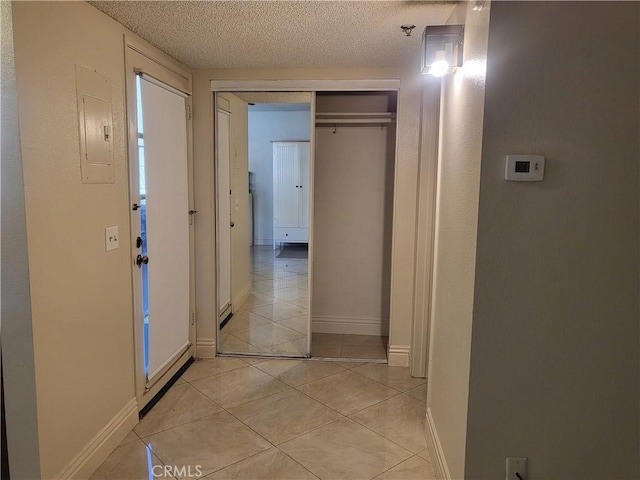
251, 279, 280, 293
251, 273, 270, 282
297, 370, 397, 415
279, 418, 412, 480
241, 357, 270, 365
352, 364, 426, 392
335, 361, 366, 369
405, 383, 427, 402
374, 455, 436, 480
191, 366, 289, 409
250, 300, 307, 321
135, 384, 222, 438
254, 359, 345, 387
262, 337, 308, 356
274, 256, 307, 264
237, 292, 277, 310
145, 412, 271, 479
118, 430, 139, 446
252, 266, 276, 276
233, 323, 304, 350
221, 310, 273, 334
90, 439, 163, 479
207, 448, 318, 480
288, 297, 310, 308
253, 268, 298, 280
272, 287, 309, 302
342, 334, 388, 348
228, 389, 342, 444
311, 342, 342, 358
276, 276, 308, 289
285, 264, 309, 274
218, 334, 264, 354
173, 376, 186, 386
312, 333, 343, 346
277, 314, 309, 334
417, 449, 432, 461
341, 344, 388, 360
181, 357, 248, 382
350, 394, 427, 453
251, 267, 273, 275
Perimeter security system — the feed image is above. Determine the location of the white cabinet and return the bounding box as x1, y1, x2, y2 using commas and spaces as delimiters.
273, 142, 309, 246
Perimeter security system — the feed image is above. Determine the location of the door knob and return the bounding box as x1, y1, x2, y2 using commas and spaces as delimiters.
136, 254, 149, 267
230, 222, 235, 227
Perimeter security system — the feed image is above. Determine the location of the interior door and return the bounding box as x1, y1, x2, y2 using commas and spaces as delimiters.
217, 109, 233, 321
135, 75, 191, 385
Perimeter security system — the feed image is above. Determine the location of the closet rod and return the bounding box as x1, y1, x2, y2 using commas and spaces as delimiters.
315, 118, 395, 125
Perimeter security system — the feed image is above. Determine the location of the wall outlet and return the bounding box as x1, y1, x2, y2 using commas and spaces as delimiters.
105, 226, 119, 251
506, 457, 527, 480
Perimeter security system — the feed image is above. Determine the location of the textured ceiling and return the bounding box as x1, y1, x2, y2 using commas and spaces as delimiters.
89, 1, 457, 70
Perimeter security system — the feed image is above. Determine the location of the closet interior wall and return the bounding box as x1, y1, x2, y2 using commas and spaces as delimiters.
312, 92, 397, 337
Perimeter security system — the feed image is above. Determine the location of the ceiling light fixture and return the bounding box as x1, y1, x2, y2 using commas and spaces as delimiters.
400, 24, 416, 37
421, 25, 464, 76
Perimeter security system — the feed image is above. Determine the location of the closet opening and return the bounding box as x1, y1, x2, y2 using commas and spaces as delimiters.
311, 91, 397, 361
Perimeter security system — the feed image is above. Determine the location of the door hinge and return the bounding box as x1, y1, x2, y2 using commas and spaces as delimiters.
191, 311, 196, 326
188, 104, 193, 120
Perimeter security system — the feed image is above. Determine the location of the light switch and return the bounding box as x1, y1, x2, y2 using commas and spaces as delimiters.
105, 226, 119, 251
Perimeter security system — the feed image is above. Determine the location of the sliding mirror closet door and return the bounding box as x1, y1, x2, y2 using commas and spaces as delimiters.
215, 92, 312, 357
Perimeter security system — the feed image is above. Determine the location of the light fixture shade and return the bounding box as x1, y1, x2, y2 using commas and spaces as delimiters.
421, 25, 464, 76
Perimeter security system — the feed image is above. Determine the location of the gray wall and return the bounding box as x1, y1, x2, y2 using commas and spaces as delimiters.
465, 2, 639, 479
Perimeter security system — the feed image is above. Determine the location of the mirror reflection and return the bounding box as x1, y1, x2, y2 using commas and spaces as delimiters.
216, 92, 311, 356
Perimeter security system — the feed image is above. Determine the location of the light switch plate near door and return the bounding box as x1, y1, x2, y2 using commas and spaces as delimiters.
105, 226, 119, 251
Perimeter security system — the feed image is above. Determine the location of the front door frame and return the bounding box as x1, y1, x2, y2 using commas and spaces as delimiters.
125, 36, 196, 410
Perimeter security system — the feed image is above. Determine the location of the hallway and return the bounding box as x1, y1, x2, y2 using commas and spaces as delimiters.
91, 358, 433, 479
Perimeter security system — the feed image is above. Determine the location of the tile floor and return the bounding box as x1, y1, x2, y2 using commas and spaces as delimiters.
311, 333, 388, 360
91, 357, 434, 480
218, 246, 310, 356
219, 246, 388, 360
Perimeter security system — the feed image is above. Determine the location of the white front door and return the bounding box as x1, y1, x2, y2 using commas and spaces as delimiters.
133, 74, 191, 394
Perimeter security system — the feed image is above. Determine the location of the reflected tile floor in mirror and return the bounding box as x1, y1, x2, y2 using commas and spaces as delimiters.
219, 245, 309, 356
92, 357, 433, 480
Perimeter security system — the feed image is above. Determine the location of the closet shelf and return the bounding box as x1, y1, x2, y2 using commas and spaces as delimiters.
315, 112, 396, 124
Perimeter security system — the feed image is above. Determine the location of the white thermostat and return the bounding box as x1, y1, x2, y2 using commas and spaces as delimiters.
505, 155, 545, 181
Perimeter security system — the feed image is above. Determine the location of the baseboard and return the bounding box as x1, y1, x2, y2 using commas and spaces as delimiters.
312, 315, 389, 336
233, 284, 252, 310
57, 398, 138, 479
196, 337, 216, 358
425, 407, 451, 480
387, 345, 410, 367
